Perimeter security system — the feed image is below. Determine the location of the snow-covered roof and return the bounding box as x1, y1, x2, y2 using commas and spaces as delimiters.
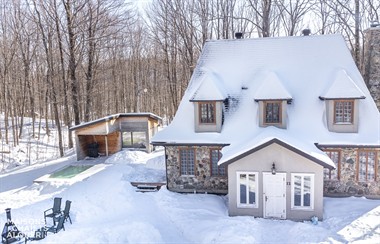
253, 72, 292, 101
152, 34, 380, 166
190, 72, 227, 101
218, 127, 335, 169
70, 113, 162, 131
320, 69, 366, 100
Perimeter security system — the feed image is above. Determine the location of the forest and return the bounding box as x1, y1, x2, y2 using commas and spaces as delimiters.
0, 0, 379, 156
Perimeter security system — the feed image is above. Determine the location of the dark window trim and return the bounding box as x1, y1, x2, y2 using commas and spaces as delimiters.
198, 101, 216, 125
263, 101, 282, 125
324, 150, 341, 180
210, 148, 226, 177
333, 99, 354, 124
356, 150, 378, 182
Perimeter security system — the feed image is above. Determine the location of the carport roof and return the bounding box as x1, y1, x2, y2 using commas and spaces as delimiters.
69, 113, 162, 131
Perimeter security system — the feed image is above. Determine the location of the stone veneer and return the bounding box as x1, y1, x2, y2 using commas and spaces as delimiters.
363, 27, 380, 111
165, 146, 228, 194
323, 148, 380, 196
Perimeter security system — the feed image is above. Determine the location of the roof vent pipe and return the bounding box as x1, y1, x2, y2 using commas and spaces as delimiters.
302, 29, 311, 36
235, 32, 243, 39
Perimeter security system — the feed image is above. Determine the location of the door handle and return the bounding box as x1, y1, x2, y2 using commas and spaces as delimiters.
265, 196, 268, 202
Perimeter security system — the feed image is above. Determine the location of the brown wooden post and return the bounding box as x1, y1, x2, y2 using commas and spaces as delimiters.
105, 135, 109, 156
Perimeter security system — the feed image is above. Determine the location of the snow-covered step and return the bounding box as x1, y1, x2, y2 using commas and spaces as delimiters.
130, 182, 166, 192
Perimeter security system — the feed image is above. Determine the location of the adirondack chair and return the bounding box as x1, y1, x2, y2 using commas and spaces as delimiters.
44, 216, 65, 234
44, 197, 62, 224
62, 200, 72, 224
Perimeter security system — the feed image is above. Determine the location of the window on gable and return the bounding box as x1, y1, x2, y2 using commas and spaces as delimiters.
210, 149, 225, 177
237, 172, 258, 208
264, 101, 281, 124
357, 150, 377, 182
180, 148, 195, 175
199, 102, 215, 124
334, 100, 353, 124
291, 174, 314, 210
324, 150, 340, 180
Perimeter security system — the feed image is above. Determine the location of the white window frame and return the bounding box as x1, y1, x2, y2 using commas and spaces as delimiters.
236, 171, 259, 208
291, 173, 314, 210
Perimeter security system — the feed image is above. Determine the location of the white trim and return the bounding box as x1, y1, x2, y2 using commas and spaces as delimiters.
291, 173, 314, 210
236, 171, 259, 208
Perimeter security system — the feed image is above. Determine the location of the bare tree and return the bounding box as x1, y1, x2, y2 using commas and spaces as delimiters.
31, 0, 64, 156
278, 0, 316, 36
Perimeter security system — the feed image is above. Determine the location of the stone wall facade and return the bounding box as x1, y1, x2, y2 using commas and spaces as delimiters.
363, 27, 380, 111
165, 146, 228, 194
323, 147, 380, 196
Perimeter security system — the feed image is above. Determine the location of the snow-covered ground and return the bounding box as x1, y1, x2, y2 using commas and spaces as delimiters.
0, 149, 379, 243
0, 114, 69, 173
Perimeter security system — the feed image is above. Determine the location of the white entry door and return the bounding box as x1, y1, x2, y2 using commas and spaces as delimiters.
263, 172, 286, 219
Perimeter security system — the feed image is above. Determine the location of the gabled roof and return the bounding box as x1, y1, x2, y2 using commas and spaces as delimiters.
253, 72, 292, 101
152, 34, 380, 152
219, 137, 335, 169
319, 69, 366, 100
190, 72, 227, 101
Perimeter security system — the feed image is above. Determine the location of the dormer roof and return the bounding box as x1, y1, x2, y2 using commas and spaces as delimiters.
253, 72, 292, 101
319, 69, 366, 100
190, 73, 227, 101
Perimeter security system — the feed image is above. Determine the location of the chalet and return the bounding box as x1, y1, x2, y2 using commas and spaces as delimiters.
152, 32, 380, 221
70, 113, 161, 160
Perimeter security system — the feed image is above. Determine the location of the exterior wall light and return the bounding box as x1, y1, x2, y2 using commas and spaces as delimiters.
271, 163, 276, 175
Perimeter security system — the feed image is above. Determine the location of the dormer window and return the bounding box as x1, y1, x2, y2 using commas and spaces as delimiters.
253, 72, 292, 129
190, 73, 227, 133
334, 100, 353, 124
257, 100, 288, 128
319, 70, 365, 133
264, 101, 282, 124
199, 102, 215, 124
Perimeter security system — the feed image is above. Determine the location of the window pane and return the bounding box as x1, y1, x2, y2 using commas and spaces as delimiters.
325, 151, 339, 180
335, 101, 353, 123
368, 152, 376, 181
239, 174, 247, 204
180, 149, 194, 175
211, 150, 218, 176
200, 103, 215, 123
273, 103, 280, 122
358, 152, 367, 181
294, 175, 301, 206
265, 102, 281, 123
303, 176, 311, 207
218, 166, 226, 176
122, 132, 132, 147
248, 174, 256, 204
343, 102, 352, 122
211, 150, 224, 176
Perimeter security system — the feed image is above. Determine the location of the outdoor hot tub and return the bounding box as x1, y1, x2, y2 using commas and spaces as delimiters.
49, 165, 94, 179
34, 164, 108, 184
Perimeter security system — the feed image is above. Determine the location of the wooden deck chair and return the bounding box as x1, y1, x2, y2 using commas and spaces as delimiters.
62, 200, 72, 224
44, 197, 62, 224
